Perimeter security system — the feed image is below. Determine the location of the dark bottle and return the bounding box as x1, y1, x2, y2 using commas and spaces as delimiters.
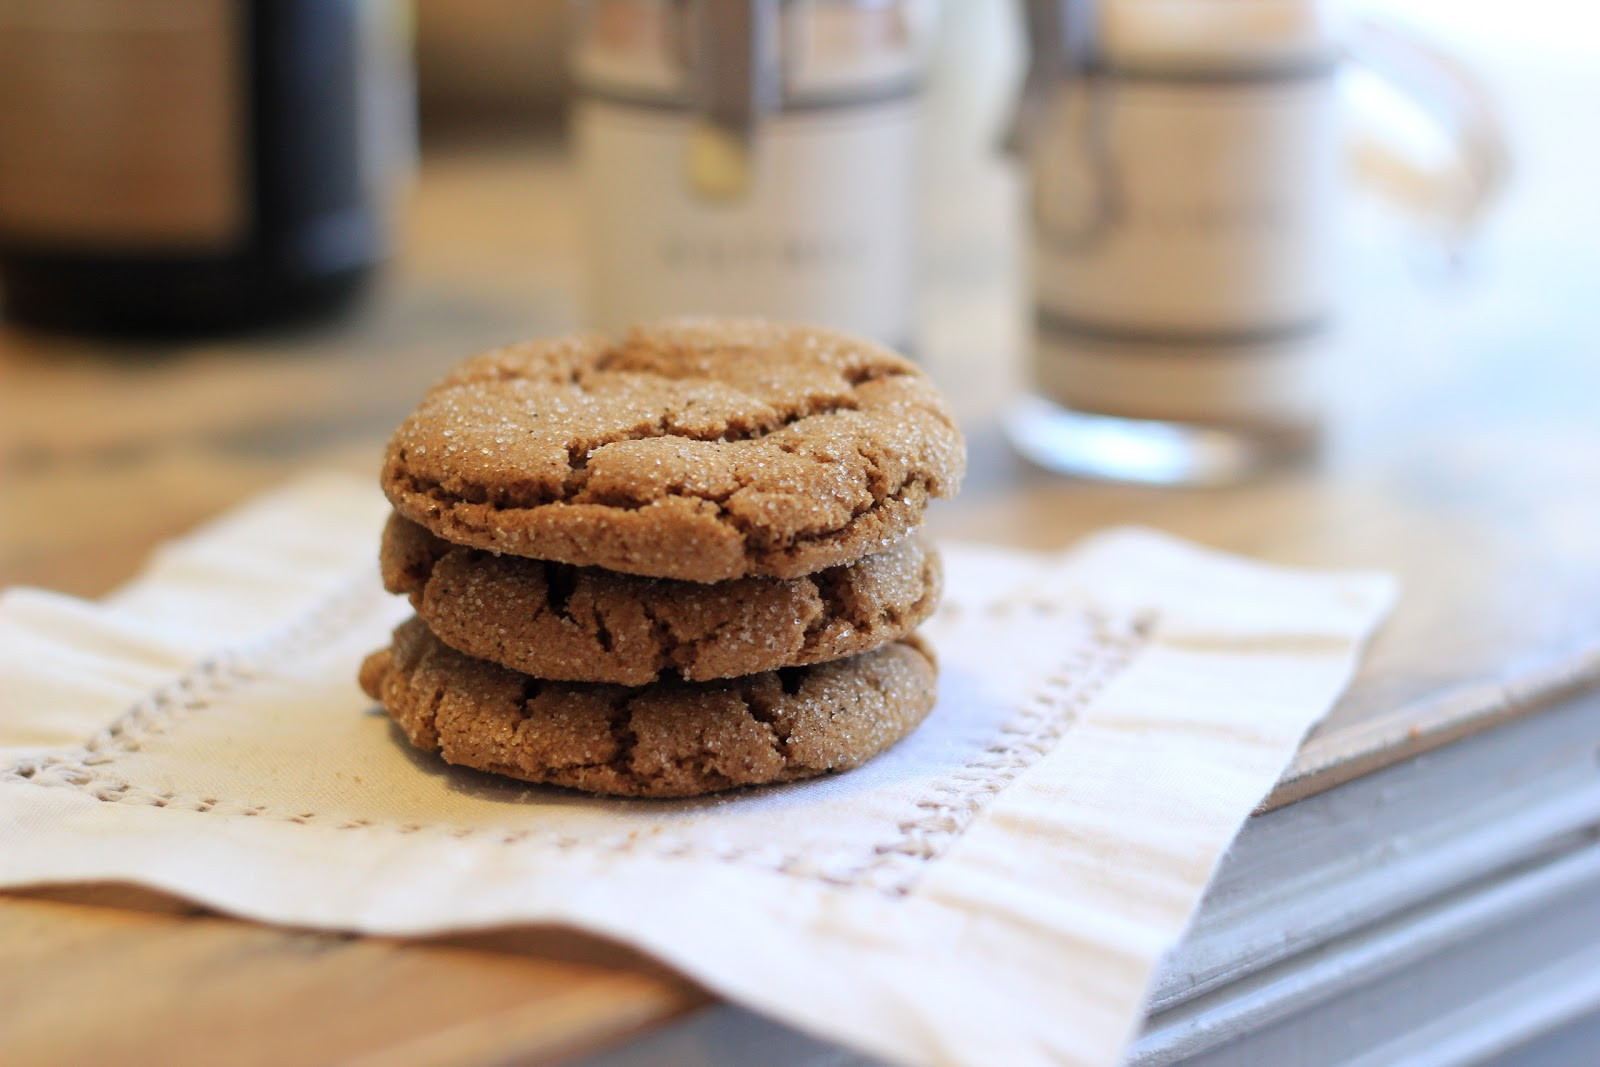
0, 0, 412, 336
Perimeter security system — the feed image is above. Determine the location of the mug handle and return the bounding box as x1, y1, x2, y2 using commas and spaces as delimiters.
1344, 16, 1510, 244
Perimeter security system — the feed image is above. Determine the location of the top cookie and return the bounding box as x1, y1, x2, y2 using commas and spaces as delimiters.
381, 319, 965, 582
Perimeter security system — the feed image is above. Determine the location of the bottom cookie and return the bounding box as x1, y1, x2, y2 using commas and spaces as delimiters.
359, 617, 938, 798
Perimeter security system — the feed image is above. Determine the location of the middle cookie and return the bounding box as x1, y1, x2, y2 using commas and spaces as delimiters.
381, 514, 941, 685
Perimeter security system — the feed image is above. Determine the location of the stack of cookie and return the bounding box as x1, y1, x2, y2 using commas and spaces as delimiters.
359, 319, 966, 798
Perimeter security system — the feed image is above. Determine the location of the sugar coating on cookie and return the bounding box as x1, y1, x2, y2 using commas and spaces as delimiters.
382, 513, 943, 685
381, 319, 966, 582
359, 617, 939, 798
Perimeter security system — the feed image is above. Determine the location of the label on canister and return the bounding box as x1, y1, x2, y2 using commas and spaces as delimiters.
575, 92, 919, 347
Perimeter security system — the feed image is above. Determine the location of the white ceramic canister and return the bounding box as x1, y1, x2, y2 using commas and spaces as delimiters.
1007, 0, 1503, 485
572, 0, 932, 348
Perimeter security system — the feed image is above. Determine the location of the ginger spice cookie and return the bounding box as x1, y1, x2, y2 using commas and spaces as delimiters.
359, 617, 939, 798
380, 513, 943, 685
380, 319, 966, 582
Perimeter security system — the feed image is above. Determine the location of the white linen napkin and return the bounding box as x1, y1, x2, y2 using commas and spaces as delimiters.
0, 472, 1394, 1067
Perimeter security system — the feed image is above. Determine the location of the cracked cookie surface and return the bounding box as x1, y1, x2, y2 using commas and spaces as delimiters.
380, 319, 966, 582
382, 513, 943, 685
359, 617, 939, 798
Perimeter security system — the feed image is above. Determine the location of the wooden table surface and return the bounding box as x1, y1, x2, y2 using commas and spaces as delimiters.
3, 28, 1599, 1064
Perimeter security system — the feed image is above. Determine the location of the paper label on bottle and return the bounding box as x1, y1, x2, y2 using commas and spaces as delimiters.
575, 97, 918, 347
0, 0, 243, 249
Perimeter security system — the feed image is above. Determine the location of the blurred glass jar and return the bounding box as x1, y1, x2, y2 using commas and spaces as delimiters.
572, 0, 933, 348
0, 0, 414, 336
1005, 0, 1505, 485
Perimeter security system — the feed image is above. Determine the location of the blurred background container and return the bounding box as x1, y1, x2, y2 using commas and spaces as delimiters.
571, 0, 932, 347
1004, 0, 1507, 487
0, 0, 415, 335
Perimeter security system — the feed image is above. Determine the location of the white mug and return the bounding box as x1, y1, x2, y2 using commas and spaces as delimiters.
1008, 0, 1506, 484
